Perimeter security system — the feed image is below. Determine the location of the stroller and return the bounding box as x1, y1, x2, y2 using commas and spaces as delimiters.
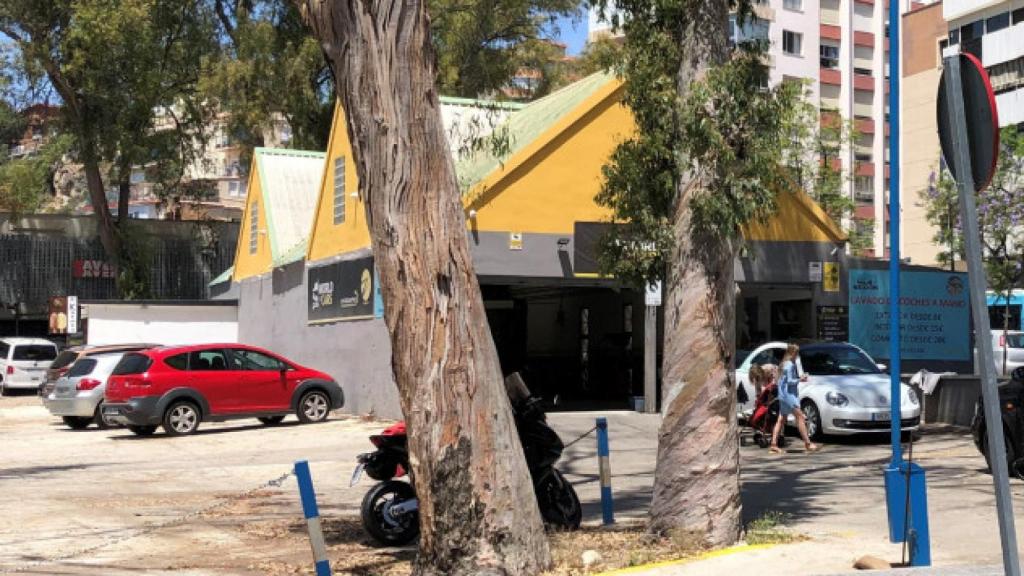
748, 382, 787, 449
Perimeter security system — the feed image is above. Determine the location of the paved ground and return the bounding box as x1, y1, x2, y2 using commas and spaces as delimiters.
1, 392, 1023, 575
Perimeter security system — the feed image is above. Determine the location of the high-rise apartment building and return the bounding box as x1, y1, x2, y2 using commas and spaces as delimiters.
587, 0, 895, 256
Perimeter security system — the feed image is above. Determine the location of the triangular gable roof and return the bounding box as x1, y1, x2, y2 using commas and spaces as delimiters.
457, 71, 618, 194
253, 147, 325, 267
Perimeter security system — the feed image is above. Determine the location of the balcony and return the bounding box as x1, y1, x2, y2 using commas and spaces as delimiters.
853, 73, 875, 91
821, 24, 841, 41
854, 30, 875, 47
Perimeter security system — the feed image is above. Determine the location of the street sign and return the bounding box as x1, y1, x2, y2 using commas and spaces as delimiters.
67, 296, 78, 335
937, 53, 1000, 192
644, 281, 662, 307
808, 261, 822, 282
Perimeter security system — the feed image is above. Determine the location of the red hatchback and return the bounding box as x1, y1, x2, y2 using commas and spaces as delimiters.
103, 344, 343, 436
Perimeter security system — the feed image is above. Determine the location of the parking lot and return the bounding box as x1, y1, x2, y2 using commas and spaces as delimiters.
2, 392, 1024, 575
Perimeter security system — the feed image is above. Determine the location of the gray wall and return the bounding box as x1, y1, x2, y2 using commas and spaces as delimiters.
237, 257, 401, 419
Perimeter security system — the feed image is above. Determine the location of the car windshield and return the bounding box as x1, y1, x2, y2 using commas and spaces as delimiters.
13, 345, 57, 361
50, 351, 80, 370
800, 346, 881, 376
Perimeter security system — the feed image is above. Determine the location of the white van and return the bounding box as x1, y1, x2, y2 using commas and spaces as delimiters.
0, 338, 59, 394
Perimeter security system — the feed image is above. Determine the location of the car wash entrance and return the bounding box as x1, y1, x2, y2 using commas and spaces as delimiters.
481, 278, 652, 411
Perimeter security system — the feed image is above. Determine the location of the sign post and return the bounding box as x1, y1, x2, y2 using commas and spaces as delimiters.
939, 53, 1020, 576
643, 282, 661, 413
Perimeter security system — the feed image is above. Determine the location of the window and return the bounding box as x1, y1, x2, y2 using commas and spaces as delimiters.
188, 349, 229, 371
748, 348, 785, 368
989, 56, 1024, 94
854, 67, 872, 77
987, 12, 1010, 33
1014, 8, 1024, 26
800, 346, 881, 376
67, 359, 98, 378
961, 20, 984, 42
249, 201, 259, 254
782, 30, 802, 56
13, 345, 57, 361
50, 351, 80, 371
164, 353, 189, 370
333, 156, 346, 225
948, 28, 960, 45
230, 349, 287, 371
228, 181, 241, 197
112, 353, 153, 375
820, 44, 839, 69
0, 342, 9, 359
783, 0, 802, 10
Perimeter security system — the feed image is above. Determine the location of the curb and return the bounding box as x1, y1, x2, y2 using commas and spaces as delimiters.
595, 543, 780, 575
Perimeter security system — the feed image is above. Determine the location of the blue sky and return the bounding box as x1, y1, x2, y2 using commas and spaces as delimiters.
552, 13, 588, 56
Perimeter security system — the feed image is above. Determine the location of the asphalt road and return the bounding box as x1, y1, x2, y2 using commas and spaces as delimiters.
1, 394, 1021, 575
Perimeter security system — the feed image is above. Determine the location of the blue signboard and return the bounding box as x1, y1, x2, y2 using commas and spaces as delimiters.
849, 269, 970, 360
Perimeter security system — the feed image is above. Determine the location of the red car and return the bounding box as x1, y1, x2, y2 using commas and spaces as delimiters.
103, 344, 344, 436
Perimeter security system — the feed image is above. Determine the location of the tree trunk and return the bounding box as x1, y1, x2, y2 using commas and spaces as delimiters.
82, 151, 121, 264
296, 1, 550, 574
649, 0, 741, 547
118, 172, 131, 225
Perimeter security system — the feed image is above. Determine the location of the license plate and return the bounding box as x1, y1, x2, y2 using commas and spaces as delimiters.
103, 407, 119, 416
872, 412, 891, 422
349, 463, 365, 487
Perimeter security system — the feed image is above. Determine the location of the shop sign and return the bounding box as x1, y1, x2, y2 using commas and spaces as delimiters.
509, 232, 523, 250
823, 262, 840, 292
48, 296, 79, 335
816, 305, 848, 342
809, 261, 822, 282
848, 269, 969, 360
307, 256, 381, 323
573, 222, 655, 276
73, 259, 116, 279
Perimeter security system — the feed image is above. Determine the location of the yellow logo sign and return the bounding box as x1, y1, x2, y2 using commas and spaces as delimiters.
360, 269, 372, 304
823, 262, 840, 292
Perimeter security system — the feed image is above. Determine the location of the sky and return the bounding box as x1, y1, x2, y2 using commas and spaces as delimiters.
553, 13, 589, 56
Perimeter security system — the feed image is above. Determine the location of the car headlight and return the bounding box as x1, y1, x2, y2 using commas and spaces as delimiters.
906, 389, 920, 406
825, 391, 849, 407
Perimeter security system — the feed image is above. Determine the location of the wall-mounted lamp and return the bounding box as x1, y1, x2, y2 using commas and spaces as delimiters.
830, 246, 839, 256
557, 237, 570, 252
468, 209, 478, 219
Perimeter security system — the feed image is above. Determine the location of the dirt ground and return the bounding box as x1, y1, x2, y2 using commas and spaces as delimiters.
1, 393, 1022, 575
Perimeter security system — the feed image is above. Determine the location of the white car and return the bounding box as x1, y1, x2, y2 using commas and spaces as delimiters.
0, 337, 59, 395
989, 331, 1024, 377
735, 341, 921, 439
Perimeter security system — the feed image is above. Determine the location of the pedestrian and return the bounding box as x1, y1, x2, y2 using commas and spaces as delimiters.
770, 343, 820, 454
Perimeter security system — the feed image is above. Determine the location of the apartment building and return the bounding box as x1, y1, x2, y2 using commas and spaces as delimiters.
588, 0, 892, 256
944, 0, 1024, 128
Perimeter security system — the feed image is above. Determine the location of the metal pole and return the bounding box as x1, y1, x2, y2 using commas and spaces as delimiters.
888, 0, 903, 466
294, 460, 332, 576
596, 417, 614, 525
644, 305, 657, 413
944, 55, 1021, 576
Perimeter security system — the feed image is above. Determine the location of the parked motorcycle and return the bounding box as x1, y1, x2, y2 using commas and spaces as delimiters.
350, 373, 582, 546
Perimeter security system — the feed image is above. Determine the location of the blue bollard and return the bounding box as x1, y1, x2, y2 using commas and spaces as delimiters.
294, 460, 332, 576
884, 462, 931, 566
596, 417, 614, 525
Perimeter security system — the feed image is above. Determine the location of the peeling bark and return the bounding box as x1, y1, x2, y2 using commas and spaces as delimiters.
296, 1, 550, 574
648, 0, 741, 547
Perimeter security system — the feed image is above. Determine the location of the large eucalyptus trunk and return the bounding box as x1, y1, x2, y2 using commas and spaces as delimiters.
649, 0, 741, 547
296, 1, 550, 574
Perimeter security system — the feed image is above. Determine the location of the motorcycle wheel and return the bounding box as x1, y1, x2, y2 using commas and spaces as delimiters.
537, 469, 582, 530
361, 480, 419, 546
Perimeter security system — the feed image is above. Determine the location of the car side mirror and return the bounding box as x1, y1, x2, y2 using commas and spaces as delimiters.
877, 363, 888, 372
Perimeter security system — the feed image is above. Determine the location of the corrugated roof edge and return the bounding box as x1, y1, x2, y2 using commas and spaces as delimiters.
440, 96, 526, 110
253, 147, 327, 159
254, 147, 327, 262
209, 266, 234, 286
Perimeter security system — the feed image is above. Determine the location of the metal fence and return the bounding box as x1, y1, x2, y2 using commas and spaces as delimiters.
0, 232, 235, 315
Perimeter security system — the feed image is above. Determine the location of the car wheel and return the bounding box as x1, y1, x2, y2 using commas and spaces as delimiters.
62, 416, 93, 430
802, 400, 823, 441
0, 383, 7, 396
258, 416, 286, 426
163, 401, 201, 436
93, 403, 111, 430
297, 390, 330, 424
128, 425, 157, 436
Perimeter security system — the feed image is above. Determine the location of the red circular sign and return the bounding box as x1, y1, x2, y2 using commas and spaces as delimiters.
937, 53, 1000, 192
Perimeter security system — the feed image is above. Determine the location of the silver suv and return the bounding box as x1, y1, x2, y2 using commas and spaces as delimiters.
43, 353, 126, 429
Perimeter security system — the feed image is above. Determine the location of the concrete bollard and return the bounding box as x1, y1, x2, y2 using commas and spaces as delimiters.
294, 460, 332, 576
596, 417, 614, 525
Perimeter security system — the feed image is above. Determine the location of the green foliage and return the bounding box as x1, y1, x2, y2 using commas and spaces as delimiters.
0, 135, 71, 215
921, 126, 1024, 298
115, 221, 156, 299
430, 0, 582, 99
202, 0, 333, 155
745, 511, 799, 545
594, 29, 803, 286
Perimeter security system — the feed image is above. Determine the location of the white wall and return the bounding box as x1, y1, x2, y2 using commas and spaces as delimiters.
770, 0, 821, 104
85, 304, 238, 346
944, 0, 1004, 22
996, 89, 1024, 126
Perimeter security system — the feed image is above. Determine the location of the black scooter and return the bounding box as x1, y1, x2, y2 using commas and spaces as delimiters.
349, 372, 582, 546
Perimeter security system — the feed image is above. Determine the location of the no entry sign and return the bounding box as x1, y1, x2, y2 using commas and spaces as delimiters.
937, 53, 999, 192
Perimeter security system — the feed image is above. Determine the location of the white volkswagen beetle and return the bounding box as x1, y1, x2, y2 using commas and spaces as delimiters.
735, 341, 921, 439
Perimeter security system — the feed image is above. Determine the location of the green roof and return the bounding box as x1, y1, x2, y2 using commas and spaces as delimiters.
454, 71, 617, 192
209, 265, 233, 286
253, 147, 326, 267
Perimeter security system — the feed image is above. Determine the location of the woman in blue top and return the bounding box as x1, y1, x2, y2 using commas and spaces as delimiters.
770, 343, 820, 454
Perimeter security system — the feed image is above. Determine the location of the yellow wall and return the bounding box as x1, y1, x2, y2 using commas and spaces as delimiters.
233, 164, 273, 280
745, 189, 845, 243
307, 103, 371, 262
466, 87, 626, 234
